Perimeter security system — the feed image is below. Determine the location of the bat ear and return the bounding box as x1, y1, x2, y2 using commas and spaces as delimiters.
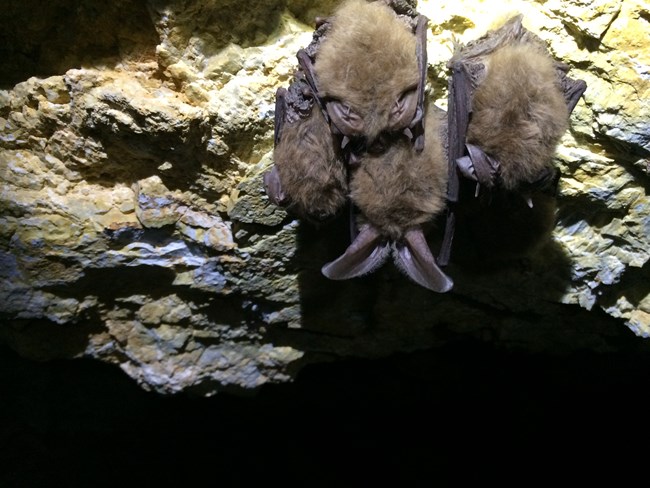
322, 225, 390, 280
388, 87, 418, 131
393, 228, 454, 293
326, 100, 364, 136
263, 166, 287, 206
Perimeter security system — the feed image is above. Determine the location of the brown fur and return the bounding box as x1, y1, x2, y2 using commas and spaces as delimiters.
466, 44, 569, 191
314, 0, 419, 142
350, 106, 448, 239
273, 107, 348, 220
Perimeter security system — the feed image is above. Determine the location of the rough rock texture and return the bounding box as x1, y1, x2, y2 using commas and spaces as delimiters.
1, 0, 648, 394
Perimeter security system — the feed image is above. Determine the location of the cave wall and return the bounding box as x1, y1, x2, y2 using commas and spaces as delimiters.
0, 0, 648, 394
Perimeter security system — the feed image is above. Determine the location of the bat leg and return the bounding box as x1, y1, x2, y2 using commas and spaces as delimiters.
321, 225, 390, 280
393, 227, 454, 293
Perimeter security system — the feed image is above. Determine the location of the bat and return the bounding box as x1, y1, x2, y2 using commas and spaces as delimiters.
263, 47, 348, 223
310, 0, 452, 292
438, 15, 587, 265
264, 0, 452, 292
322, 105, 453, 292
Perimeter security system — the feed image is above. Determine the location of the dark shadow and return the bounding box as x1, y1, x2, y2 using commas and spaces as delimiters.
451, 180, 561, 268
291, 210, 381, 337
2, 339, 650, 485
275, 188, 578, 360
147, 0, 286, 59
599, 259, 650, 310
76, 118, 215, 193
0, 0, 159, 88
43, 264, 177, 304
0, 264, 177, 360
437, 177, 574, 305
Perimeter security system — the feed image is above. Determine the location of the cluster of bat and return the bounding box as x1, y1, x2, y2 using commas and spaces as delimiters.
263, 0, 587, 293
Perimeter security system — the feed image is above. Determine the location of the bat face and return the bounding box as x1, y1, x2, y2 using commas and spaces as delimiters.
314, 0, 420, 143
466, 43, 569, 191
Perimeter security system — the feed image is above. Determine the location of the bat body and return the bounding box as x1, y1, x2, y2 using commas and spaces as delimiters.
267, 82, 348, 222
439, 15, 587, 265
466, 43, 569, 192
264, 21, 349, 223
322, 106, 453, 293
303, 0, 452, 292
350, 106, 448, 239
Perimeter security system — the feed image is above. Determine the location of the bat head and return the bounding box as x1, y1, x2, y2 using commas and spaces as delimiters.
466, 43, 569, 191
324, 84, 419, 140
314, 0, 420, 144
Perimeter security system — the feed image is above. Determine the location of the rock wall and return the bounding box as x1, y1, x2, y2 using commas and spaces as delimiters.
1, 0, 648, 394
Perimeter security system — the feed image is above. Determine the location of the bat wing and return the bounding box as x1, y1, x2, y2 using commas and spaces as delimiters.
437, 58, 471, 266
264, 87, 289, 206
274, 87, 286, 146
296, 49, 330, 122
410, 14, 429, 152
557, 63, 588, 115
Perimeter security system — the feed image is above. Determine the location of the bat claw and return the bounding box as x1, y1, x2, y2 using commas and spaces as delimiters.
525, 196, 534, 208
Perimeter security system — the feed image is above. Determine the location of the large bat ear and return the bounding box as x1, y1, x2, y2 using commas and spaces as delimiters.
322, 225, 390, 280
393, 228, 454, 293
263, 166, 287, 206
326, 100, 364, 137
388, 87, 418, 132
265, 87, 288, 206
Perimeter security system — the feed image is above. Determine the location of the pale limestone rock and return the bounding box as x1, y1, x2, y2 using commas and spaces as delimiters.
134, 175, 184, 228
1, 0, 649, 394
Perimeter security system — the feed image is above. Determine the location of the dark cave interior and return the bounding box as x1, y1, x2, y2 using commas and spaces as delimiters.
1, 340, 648, 486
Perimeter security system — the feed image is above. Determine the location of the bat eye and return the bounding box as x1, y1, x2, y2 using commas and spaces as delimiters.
326, 100, 364, 136
388, 88, 418, 131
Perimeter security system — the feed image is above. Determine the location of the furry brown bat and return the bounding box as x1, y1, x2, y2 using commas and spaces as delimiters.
264, 49, 348, 222
264, 0, 451, 291
322, 106, 453, 292
438, 15, 587, 265
306, 0, 452, 291
466, 43, 569, 192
